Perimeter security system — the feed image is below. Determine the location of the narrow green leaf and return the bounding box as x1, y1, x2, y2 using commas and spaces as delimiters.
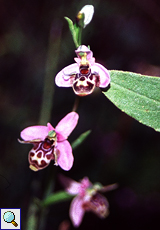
103, 70, 160, 132
64, 17, 79, 48
71, 130, 91, 149
40, 191, 73, 207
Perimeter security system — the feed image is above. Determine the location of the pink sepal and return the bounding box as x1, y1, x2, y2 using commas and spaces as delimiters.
59, 174, 80, 195
47, 122, 54, 131
69, 196, 85, 227
80, 177, 92, 189
91, 63, 110, 87
55, 112, 79, 141
57, 140, 73, 171
55, 63, 79, 87
20, 125, 49, 141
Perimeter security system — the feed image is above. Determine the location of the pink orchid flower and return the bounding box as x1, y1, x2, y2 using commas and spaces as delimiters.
19, 112, 79, 172
55, 45, 110, 96
59, 175, 117, 227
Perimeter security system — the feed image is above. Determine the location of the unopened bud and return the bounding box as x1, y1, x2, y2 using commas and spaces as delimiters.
77, 5, 94, 28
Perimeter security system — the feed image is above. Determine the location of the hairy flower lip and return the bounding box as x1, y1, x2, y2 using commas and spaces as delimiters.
19, 112, 79, 171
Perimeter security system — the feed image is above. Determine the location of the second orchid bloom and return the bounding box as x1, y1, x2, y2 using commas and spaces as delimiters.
60, 175, 117, 227
19, 112, 79, 172
55, 45, 110, 96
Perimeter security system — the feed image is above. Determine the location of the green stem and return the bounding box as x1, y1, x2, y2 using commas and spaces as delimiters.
72, 96, 80, 112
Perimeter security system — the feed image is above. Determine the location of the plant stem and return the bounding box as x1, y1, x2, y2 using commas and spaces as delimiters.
72, 96, 80, 112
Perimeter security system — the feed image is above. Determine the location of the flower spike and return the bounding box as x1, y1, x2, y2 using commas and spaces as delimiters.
19, 112, 79, 172
55, 45, 110, 96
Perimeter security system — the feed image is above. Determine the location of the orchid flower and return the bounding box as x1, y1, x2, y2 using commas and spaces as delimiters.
55, 45, 110, 96
59, 175, 117, 227
19, 112, 79, 172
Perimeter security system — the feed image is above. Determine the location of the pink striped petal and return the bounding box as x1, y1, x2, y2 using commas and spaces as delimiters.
55, 63, 79, 87
57, 140, 73, 171
69, 196, 85, 227
91, 63, 110, 88
55, 112, 79, 141
20, 125, 49, 141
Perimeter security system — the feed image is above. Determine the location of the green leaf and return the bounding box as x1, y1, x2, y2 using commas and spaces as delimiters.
40, 191, 73, 207
103, 70, 160, 132
71, 130, 91, 149
64, 17, 79, 48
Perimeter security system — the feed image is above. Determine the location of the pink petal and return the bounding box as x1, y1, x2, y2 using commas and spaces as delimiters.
91, 63, 110, 88
69, 196, 85, 227
59, 174, 81, 195
20, 125, 49, 141
55, 112, 79, 141
80, 177, 92, 189
57, 140, 74, 171
47, 122, 54, 131
78, 177, 92, 197
55, 63, 79, 87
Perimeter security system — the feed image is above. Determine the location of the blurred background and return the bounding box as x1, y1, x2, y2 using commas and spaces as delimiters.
0, 0, 160, 229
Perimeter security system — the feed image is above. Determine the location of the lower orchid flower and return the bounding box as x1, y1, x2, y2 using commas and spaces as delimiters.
19, 112, 79, 172
59, 175, 118, 227
55, 45, 110, 96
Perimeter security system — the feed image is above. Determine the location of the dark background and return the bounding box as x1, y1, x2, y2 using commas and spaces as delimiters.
1, 0, 160, 229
